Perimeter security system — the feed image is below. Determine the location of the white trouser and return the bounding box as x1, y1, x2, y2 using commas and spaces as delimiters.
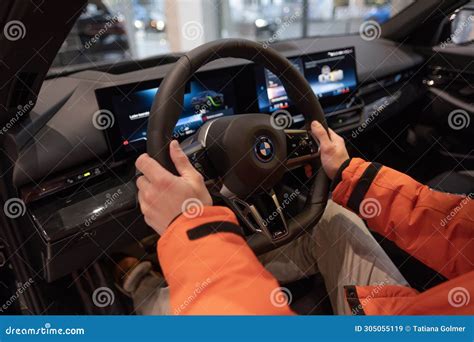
259, 200, 408, 314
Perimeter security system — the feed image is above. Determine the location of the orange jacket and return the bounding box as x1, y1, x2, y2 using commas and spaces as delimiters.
157, 158, 474, 315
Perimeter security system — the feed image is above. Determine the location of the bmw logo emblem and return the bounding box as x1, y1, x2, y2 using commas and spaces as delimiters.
254, 136, 274, 162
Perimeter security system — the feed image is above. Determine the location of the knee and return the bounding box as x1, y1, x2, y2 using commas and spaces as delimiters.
315, 200, 349, 237
314, 200, 369, 249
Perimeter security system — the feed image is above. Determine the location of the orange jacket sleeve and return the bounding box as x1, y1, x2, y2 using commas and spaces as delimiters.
332, 158, 474, 280
157, 206, 294, 315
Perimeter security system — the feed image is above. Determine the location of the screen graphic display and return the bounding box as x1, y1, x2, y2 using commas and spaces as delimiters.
256, 47, 358, 114
99, 77, 237, 155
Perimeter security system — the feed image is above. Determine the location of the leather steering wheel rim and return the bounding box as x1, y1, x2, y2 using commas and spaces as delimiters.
147, 38, 329, 254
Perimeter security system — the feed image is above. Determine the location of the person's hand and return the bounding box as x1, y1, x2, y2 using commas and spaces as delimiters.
135, 140, 212, 236
311, 120, 349, 180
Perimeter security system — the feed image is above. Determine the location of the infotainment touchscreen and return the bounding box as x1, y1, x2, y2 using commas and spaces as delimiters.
96, 74, 237, 157
255, 47, 358, 117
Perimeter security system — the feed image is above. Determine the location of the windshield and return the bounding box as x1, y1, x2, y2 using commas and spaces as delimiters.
51, 0, 414, 72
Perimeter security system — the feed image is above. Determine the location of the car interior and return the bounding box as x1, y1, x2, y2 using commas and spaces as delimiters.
0, 0, 472, 314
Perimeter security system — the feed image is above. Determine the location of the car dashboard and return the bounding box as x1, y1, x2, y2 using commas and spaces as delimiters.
5, 36, 424, 282
98, 46, 360, 159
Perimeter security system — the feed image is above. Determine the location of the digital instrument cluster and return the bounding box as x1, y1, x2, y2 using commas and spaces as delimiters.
96, 47, 358, 161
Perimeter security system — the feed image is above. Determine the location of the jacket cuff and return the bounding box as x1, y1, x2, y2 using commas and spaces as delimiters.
331, 158, 370, 207
330, 158, 352, 192
331, 158, 384, 215
158, 206, 239, 250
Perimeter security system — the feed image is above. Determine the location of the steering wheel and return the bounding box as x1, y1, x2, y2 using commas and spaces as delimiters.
147, 39, 329, 254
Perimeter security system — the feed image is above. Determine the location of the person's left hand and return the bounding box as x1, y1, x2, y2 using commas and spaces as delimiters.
135, 140, 212, 236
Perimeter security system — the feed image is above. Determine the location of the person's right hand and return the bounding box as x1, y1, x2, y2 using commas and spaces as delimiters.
310, 120, 349, 180
135, 140, 212, 236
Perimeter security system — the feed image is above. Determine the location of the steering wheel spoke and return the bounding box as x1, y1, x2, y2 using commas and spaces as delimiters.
218, 189, 289, 241
284, 129, 320, 168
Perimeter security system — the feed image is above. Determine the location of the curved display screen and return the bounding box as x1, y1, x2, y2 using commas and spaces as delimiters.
96, 71, 240, 158
112, 81, 235, 147
96, 47, 358, 160
255, 47, 358, 116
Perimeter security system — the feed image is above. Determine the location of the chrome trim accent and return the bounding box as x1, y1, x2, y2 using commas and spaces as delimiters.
182, 140, 204, 157
269, 191, 288, 237
197, 120, 216, 148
